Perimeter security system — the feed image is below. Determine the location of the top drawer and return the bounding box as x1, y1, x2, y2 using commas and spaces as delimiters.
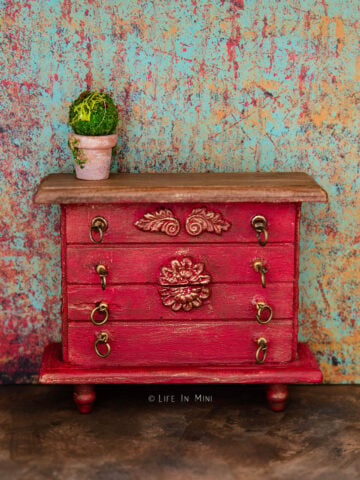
65, 203, 296, 244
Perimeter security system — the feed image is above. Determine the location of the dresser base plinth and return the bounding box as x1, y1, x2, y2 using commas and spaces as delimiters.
39, 342, 322, 413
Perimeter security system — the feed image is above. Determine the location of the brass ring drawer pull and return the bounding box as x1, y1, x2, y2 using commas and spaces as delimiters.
251, 215, 268, 246
96, 264, 108, 290
90, 216, 108, 244
94, 332, 111, 358
256, 337, 268, 364
256, 302, 273, 324
90, 301, 109, 326
253, 260, 268, 288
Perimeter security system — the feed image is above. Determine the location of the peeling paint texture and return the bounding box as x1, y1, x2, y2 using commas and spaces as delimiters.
0, 0, 359, 383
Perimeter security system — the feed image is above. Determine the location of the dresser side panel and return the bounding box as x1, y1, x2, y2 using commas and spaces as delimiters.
61, 205, 69, 362
292, 203, 301, 357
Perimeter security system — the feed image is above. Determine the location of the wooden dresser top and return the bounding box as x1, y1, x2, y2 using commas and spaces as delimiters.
34, 172, 328, 204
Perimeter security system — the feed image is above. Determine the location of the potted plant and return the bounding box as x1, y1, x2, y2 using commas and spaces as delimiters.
68, 91, 119, 180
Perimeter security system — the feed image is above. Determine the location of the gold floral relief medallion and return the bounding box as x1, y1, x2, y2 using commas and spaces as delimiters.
159, 257, 211, 312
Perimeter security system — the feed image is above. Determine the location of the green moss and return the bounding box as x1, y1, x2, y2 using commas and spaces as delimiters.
68, 136, 87, 168
69, 91, 118, 136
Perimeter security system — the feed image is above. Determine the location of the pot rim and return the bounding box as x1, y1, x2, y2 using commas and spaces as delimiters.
69, 132, 117, 149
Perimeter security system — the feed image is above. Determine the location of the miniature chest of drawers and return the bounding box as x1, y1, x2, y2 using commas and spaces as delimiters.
35, 172, 327, 413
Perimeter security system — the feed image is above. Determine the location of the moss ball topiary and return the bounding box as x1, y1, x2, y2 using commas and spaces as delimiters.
69, 91, 118, 136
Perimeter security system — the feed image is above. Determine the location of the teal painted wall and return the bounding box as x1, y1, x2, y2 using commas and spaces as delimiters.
0, 0, 359, 382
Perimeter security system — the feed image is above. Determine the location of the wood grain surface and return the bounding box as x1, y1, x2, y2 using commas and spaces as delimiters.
34, 172, 328, 204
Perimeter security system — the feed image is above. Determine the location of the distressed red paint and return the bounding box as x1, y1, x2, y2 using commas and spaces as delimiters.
0, 0, 359, 385
34, 173, 325, 411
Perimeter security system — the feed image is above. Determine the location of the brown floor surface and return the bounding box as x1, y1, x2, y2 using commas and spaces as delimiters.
0, 385, 358, 480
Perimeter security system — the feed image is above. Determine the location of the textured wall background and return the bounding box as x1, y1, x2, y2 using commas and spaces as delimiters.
0, 0, 359, 383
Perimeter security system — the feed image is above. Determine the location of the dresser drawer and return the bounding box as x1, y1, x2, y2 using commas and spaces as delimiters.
67, 321, 294, 367
66, 244, 295, 284
65, 203, 296, 244
67, 283, 294, 321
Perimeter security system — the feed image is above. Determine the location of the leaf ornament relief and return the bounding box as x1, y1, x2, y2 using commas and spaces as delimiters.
134, 209, 180, 237
159, 257, 212, 312
185, 207, 231, 236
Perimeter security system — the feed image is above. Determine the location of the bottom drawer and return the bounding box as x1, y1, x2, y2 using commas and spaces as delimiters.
67, 321, 294, 367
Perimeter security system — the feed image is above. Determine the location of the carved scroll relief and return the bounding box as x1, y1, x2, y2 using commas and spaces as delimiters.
135, 207, 231, 237
185, 208, 231, 236
134, 208, 180, 237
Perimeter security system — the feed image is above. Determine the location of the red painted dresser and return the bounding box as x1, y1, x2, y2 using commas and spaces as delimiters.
34, 172, 328, 413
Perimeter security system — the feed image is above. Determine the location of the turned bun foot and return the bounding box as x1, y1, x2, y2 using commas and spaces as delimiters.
266, 383, 288, 412
73, 385, 96, 413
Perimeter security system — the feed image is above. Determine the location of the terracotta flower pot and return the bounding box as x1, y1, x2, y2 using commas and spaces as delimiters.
69, 133, 117, 180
